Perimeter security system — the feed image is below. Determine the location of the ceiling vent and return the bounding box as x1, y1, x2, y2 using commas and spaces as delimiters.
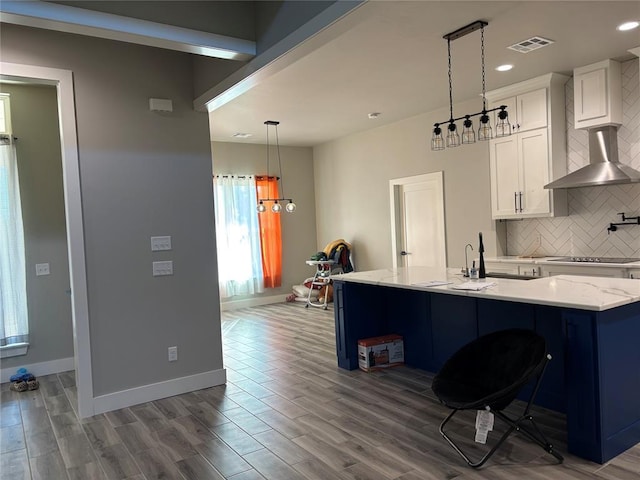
507, 36, 554, 53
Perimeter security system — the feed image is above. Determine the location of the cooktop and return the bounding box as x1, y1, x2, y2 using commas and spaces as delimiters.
548, 257, 640, 264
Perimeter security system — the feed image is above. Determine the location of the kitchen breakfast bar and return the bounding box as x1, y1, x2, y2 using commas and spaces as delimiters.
332, 267, 640, 464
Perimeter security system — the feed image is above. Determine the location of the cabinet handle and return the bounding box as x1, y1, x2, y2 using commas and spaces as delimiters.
400, 251, 410, 256
519, 192, 523, 212
514, 192, 518, 214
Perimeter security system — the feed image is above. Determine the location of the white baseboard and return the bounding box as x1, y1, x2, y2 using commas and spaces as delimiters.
1, 356, 75, 383
91, 368, 227, 416
220, 294, 284, 311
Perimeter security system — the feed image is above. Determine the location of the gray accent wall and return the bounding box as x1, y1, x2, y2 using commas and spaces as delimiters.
0, 83, 74, 370
255, 1, 338, 54
211, 141, 317, 299
1, 23, 223, 396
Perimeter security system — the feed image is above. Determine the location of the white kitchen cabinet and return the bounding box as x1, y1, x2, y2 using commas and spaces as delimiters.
489, 135, 518, 217
490, 128, 551, 217
540, 265, 626, 278
483, 260, 540, 277
483, 261, 519, 275
492, 88, 547, 134
628, 270, 640, 279
485, 73, 568, 220
518, 265, 541, 277
573, 59, 622, 129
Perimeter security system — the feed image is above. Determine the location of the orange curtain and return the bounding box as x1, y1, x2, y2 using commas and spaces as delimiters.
256, 177, 282, 288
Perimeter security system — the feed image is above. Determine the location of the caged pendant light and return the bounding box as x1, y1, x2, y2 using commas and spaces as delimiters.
257, 120, 296, 214
431, 20, 511, 151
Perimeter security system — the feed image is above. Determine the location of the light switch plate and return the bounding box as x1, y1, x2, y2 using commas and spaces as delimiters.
35, 263, 50, 276
153, 261, 173, 276
149, 98, 173, 112
168, 346, 178, 362
151, 236, 172, 251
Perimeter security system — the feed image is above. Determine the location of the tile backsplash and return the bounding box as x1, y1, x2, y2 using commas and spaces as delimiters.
506, 58, 640, 258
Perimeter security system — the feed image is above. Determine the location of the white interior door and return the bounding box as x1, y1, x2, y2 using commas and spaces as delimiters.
390, 172, 446, 269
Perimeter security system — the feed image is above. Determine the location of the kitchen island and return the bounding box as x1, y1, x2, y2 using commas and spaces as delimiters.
332, 266, 640, 464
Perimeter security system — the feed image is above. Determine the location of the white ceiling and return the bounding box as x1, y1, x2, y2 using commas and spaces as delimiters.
3, 1, 639, 148
208, 1, 640, 147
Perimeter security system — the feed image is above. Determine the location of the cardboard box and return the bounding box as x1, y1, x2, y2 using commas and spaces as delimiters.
358, 334, 404, 372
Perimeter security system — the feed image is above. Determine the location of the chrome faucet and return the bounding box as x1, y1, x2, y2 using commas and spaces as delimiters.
463, 243, 474, 277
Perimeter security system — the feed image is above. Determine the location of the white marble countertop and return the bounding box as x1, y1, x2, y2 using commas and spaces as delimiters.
333, 266, 640, 311
485, 256, 640, 268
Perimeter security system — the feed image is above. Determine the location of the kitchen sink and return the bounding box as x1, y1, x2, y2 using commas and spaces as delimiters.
485, 272, 538, 280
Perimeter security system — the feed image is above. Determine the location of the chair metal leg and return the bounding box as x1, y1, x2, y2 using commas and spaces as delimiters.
494, 411, 564, 463
497, 354, 564, 463
438, 356, 564, 468
439, 409, 563, 468
439, 409, 518, 468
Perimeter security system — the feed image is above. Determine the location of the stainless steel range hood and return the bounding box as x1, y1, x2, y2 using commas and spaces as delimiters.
544, 125, 640, 189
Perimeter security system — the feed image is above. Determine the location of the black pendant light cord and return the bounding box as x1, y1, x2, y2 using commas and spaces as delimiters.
257, 120, 296, 212
262, 121, 289, 199
265, 121, 271, 180
481, 25, 487, 112
275, 123, 285, 199
264, 121, 286, 200
431, 20, 509, 140
448, 38, 454, 123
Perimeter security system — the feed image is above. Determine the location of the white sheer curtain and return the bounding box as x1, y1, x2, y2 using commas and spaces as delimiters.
0, 139, 29, 347
213, 175, 264, 298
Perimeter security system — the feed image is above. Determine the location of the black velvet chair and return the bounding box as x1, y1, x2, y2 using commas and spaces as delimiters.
431, 328, 564, 468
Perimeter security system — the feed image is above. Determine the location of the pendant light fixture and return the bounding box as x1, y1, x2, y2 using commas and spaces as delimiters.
256, 120, 296, 214
431, 20, 510, 151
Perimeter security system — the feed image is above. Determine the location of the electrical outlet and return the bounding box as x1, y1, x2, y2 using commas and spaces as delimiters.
168, 346, 178, 362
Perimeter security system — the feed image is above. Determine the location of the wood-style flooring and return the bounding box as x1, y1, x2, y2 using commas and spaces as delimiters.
1, 302, 638, 479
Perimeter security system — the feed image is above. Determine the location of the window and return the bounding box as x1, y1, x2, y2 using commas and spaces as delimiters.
0, 93, 29, 357
213, 175, 282, 298
0, 93, 8, 133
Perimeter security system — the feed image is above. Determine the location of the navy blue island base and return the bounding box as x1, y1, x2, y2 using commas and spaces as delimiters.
333, 279, 640, 464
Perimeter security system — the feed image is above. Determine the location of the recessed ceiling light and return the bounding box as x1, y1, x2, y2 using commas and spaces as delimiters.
496, 64, 513, 72
617, 21, 639, 31
368, 112, 381, 119
232, 132, 252, 138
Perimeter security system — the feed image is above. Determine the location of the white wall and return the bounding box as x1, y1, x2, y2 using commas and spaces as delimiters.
1, 23, 223, 399
211, 141, 317, 299
313, 60, 640, 269
313, 97, 502, 272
